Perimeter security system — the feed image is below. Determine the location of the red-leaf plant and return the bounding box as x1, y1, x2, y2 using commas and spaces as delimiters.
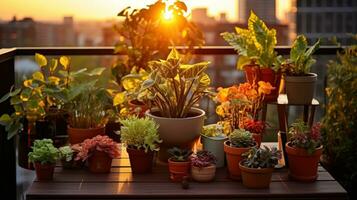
244, 118, 265, 134
73, 135, 120, 161
190, 150, 217, 168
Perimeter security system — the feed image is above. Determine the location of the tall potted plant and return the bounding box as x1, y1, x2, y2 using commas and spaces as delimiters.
286, 119, 322, 182
281, 35, 320, 104
200, 124, 227, 168
75, 135, 120, 173
120, 116, 161, 173
221, 11, 282, 102
28, 139, 60, 181
239, 146, 281, 188
167, 147, 193, 182
190, 150, 217, 182
224, 129, 256, 180
130, 48, 210, 161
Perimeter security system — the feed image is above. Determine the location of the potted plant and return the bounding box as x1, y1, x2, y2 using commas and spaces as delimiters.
132, 48, 210, 161
190, 150, 217, 182
75, 135, 120, 173
200, 124, 227, 168
28, 139, 60, 181
286, 119, 322, 182
243, 118, 265, 147
281, 35, 320, 104
167, 147, 193, 182
239, 146, 281, 188
221, 11, 282, 102
59, 145, 83, 169
224, 129, 256, 180
120, 116, 161, 173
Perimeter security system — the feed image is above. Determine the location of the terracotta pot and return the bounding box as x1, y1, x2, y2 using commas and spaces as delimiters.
191, 165, 216, 182
128, 100, 149, 117
223, 141, 252, 180
244, 64, 282, 102
146, 108, 205, 161
285, 142, 323, 182
239, 161, 274, 188
34, 162, 55, 181
67, 126, 105, 144
201, 134, 227, 168
285, 73, 317, 104
168, 158, 191, 182
252, 133, 262, 147
127, 147, 154, 174
88, 150, 112, 173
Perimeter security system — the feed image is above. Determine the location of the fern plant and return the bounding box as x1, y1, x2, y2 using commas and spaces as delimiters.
228, 129, 255, 148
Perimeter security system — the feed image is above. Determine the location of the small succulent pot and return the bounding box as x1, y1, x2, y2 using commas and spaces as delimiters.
67, 126, 105, 144
239, 161, 274, 189
168, 158, 191, 182
127, 147, 154, 174
285, 142, 323, 182
88, 150, 113, 173
252, 133, 262, 147
191, 165, 216, 182
34, 162, 55, 181
201, 134, 227, 168
224, 141, 252, 180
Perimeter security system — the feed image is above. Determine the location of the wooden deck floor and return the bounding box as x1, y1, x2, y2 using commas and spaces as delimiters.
26, 145, 347, 200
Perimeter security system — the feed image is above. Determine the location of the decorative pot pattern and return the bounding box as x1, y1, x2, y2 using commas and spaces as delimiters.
67, 126, 105, 144
191, 165, 216, 182
239, 161, 274, 188
168, 158, 191, 182
201, 135, 227, 168
285, 73, 317, 104
224, 141, 251, 180
127, 147, 154, 174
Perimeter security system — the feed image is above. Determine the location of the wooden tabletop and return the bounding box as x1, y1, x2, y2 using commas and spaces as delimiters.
26, 145, 347, 200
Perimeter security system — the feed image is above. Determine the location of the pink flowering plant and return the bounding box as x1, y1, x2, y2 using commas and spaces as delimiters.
74, 135, 120, 161
288, 119, 322, 154
190, 150, 217, 168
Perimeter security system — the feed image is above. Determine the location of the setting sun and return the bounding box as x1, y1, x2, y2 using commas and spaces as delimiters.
163, 10, 174, 21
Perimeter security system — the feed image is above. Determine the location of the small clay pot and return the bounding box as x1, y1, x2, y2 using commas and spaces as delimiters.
191, 165, 216, 182
239, 161, 274, 189
168, 158, 191, 182
88, 150, 113, 173
67, 126, 105, 144
285, 142, 323, 182
34, 162, 55, 181
127, 147, 154, 174
224, 141, 253, 180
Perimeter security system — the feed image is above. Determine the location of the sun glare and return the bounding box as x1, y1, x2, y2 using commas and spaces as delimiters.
163, 10, 173, 20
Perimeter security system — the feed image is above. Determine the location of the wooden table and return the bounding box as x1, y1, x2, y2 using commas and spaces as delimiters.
26, 145, 347, 200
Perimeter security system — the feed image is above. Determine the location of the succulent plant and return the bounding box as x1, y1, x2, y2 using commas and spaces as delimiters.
228, 129, 255, 148
59, 146, 74, 162
241, 146, 281, 168
167, 147, 193, 162
288, 119, 321, 154
28, 139, 60, 164
190, 150, 217, 168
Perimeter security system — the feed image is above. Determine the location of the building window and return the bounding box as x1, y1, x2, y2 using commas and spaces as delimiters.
297, 13, 303, 33
316, 13, 322, 33
306, 13, 312, 33
325, 13, 333, 32
337, 13, 343, 32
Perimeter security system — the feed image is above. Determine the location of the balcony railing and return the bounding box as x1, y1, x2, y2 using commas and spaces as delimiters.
0, 46, 342, 199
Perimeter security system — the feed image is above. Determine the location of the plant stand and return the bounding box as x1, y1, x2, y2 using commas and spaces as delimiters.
276, 94, 319, 167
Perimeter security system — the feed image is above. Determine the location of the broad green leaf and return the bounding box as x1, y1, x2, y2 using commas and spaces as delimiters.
0, 92, 10, 104
180, 62, 209, 78
141, 79, 155, 91
0, 114, 11, 125
199, 73, 211, 87
10, 96, 21, 105
122, 74, 143, 91
50, 59, 58, 72
113, 92, 126, 106
167, 48, 180, 61
7, 121, 22, 140
304, 39, 320, 58
88, 67, 106, 76
20, 88, 31, 101
290, 35, 307, 61
60, 56, 70, 70
35, 53, 47, 67
32, 71, 45, 82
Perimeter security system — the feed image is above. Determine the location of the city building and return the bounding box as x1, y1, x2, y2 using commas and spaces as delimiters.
238, 0, 277, 24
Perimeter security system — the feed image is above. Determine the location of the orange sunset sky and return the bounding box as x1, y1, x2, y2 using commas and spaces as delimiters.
0, 0, 291, 22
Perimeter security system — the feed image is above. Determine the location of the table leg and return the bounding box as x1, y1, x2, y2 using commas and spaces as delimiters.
308, 105, 317, 128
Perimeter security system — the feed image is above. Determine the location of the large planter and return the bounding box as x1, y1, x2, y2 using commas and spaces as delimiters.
88, 150, 112, 173
244, 64, 282, 102
285, 142, 323, 182
127, 147, 154, 174
201, 134, 227, 168
67, 126, 105, 144
239, 161, 274, 188
145, 107, 205, 161
191, 165, 216, 182
285, 73, 317, 104
168, 158, 191, 182
34, 162, 55, 181
223, 141, 252, 180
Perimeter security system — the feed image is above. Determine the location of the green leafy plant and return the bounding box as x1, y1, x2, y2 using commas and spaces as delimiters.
288, 119, 321, 154
281, 35, 320, 76
112, 0, 204, 82
228, 129, 255, 148
221, 11, 281, 70
28, 139, 60, 164
124, 48, 211, 118
201, 124, 225, 137
59, 146, 74, 162
322, 39, 357, 194
119, 116, 161, 152
167, 147, 193, 162
241, 146, 281, 168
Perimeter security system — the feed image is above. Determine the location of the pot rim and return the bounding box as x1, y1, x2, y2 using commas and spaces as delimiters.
223, 140, 256, 149
200, 134, 228, 141
285, 142, 323, 156
192, 164, 216, 169
145, 107, 205, 121
239, 161, 274, 173
285, 73, 317, 81
168, 157, 191, 164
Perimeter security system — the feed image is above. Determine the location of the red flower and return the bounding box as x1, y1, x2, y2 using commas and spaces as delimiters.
244, 119, 265, 134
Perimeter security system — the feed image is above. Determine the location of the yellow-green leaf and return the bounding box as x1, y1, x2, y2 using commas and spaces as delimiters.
50, 59, 58, 72
48, 76, 60, 85
113, 92, 126, 106
35, 53, 47, 67
32, 71, 45, 82
167, 48, 180, 61
60, 56, 70, 70
23, 79, 33, 88
237, 56, 252, 70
